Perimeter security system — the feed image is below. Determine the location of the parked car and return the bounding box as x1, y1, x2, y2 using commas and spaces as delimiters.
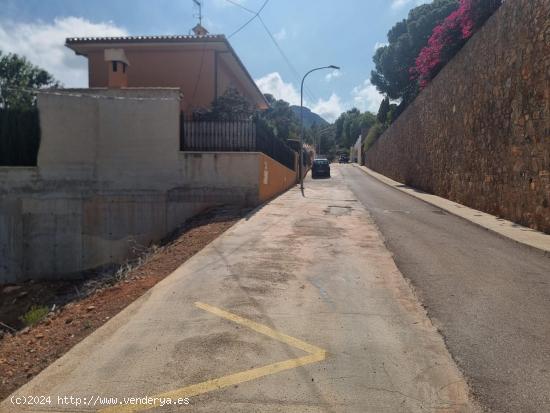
338, 154, 349, 163
312, 158, 331, 178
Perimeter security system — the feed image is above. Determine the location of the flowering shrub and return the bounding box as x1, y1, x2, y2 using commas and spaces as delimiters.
411, 0, 502, 88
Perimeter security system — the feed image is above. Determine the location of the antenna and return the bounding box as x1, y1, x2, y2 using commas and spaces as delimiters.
192, 0, 202, 25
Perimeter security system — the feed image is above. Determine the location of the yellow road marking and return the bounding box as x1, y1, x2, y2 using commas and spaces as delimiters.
195, 302, 326, 355
100, 302, 326, 413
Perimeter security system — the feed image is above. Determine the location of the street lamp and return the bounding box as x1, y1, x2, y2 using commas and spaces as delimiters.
300, 65, 340, 193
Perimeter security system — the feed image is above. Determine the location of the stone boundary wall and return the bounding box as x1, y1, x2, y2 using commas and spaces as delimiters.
365, 0, 549, 233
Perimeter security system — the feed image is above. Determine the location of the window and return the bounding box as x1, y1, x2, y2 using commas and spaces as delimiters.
112, 61, 117, 72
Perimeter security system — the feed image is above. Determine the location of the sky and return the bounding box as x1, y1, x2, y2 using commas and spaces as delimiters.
0, 0, 429, 122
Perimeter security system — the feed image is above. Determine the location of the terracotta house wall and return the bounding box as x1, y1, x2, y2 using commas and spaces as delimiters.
216, 56, 250, 102
258, 153, 298, 203
86, 47, 259, 114
87, 51, 108, 86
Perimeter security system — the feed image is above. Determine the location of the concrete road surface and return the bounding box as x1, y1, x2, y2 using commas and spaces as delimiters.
2, 166, 477, 413
340, 164, 550, 413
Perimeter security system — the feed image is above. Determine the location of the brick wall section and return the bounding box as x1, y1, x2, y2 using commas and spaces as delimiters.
365, 0, 550, 233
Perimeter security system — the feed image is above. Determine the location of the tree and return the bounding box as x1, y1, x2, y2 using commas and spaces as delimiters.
412, 0, 502, 88
363, 122, 386, 151
377, 97, 391, 124
208, 87, 254, 120
318, 128, 335, 156
305, 122, 319, 146
333, 109, 376, 149
259, 94, 299, 141
334, 113, 346, 143
0, 51, 59, 109
359, 112, 377, 135
370, 0, 459, 103
342, 108, 361, 148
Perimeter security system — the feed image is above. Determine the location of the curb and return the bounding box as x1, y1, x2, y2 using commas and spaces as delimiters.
352, 164, 550, 255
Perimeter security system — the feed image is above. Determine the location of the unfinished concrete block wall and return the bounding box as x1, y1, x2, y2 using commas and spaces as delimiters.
0, 89, 206, 284
365, 0, 550, 233
178, 151, 298, 206
37, 88, 182, 188
0, 89, 298, 284
178, 152, 262, 205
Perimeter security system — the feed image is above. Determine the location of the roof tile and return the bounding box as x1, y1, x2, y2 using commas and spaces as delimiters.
65, 34, 225, 44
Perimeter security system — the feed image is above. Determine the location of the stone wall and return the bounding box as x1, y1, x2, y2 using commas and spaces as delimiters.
365, 0, 550, 233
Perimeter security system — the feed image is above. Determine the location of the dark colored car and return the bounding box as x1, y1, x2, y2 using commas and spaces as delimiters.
312, 158, 331, 178
339, 154, 349, 163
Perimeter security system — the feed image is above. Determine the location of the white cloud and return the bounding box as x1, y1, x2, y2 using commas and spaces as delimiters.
0, 17, 128, 87
373, 41, 388, 51
255, 72, 301, 105
391, 0, 409, 9
274, 27, 287, 41
351, 80, 384, 113
255, 72, 345, 122
324, 70, 342, 82
311, 93, 343, 123
391, 0, 430, 10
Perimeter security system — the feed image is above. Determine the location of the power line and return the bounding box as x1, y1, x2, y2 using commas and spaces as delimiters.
228, 0, 270, 39
257, 15, 317, 102
223, 0, 318, 103
224, 0, 256, 15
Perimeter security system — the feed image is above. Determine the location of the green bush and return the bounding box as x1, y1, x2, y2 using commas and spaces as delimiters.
20, 305, 49, 326
364, 122, 386, 151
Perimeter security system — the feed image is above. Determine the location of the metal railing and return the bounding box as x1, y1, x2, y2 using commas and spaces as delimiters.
180, 117, 296, 171
0, 108, 40, 166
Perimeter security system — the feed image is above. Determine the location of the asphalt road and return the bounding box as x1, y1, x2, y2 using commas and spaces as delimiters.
2, 167, 476, 413
340, 164, 550, 413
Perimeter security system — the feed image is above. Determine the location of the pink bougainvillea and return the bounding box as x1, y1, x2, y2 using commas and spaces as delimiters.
411, 0, 502, 89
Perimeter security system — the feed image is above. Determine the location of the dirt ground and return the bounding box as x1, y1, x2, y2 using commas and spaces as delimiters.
0, 206, 247, 401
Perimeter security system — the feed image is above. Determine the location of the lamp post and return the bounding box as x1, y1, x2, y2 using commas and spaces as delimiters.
300, 65, 340, 193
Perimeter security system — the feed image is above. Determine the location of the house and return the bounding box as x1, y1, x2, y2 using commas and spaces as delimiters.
65, 33, 269, 115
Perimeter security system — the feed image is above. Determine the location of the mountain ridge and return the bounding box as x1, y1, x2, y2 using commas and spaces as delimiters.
290, 106, 329, 128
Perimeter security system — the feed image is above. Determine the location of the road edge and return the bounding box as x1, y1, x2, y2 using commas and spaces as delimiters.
352, 164, 550, 255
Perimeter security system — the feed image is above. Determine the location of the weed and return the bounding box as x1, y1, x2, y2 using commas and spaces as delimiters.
20, 305, 49, 327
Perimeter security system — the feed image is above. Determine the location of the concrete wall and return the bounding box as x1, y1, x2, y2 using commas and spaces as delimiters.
1, 89, 207, 283
178, 151, 298, 205
37, 88, 182, 188
258, 152, 298, 203
365, 0, 550, 233
0, 186, 209, 281
0, 89, 297, 283
179, 152, 263, 206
